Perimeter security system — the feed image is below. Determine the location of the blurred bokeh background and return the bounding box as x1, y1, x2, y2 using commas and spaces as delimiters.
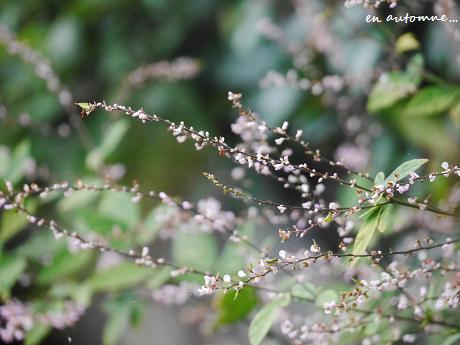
1, 0, 460, 344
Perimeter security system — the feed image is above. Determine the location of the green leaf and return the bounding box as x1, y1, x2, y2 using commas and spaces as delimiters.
384, 158, 428, 184
76, 102, 92, 111
397, 117, 458, 159
89, 263, 154, 293
323, 212, 334, 223
0, 199, 37, 243
377, 204, 393, 233
71, 282, 92, 307
135, 205, 169, 245
214, 240, 245, 274
99, 120, 130, 157
37, 250, 93, 285
130, 302, 145, 328
352, 207, 382, 257
145, 267, 172, 289
13, 232, 64, 260
3, 140, 31, 184
364, 319, 380, 335
86, 119, 130, 170
367, 54, 423, 113
405, 54, 424, 83
374, 172, 385, 185
450, 100, 460, 127
76, 209, 121, 235
98, 192, 140, 229
25, 324, 51, 345
315, 289, 338, 308
402, 86, 460, 117
395, 33, 420, 54
291, 283, 316, 301
172, 232, 217, 272
102, 295, 134, 345
103, 310, 128, 345
58, 189, 99, 213
441, 332, 460, 345
359, 204, 381, 220
48, 281, 93, 306
248, 294, 290, 345
0, 146, 10, 177
215, 287, 258, 326
367, 73, 416, 113
0, 255, 26, 299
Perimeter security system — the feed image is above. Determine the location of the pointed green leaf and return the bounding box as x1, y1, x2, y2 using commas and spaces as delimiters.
58, 189, 99, 213
25, 324, 51, 345
367, 72, 416, 113
13, 232, 64, 260
397, 117, 457, 159
4, 140, 31, 184
0, 146, 10, 177
37, 250, 93, 285
402, 86, 459, 117
364, 319, 380, 335
76, 102, 92, 111
377, 204, 393, 233
102, 296, 134, 345
384, 158, 428, 184
249, 294, 290, 345
405, 54, 424, 84
315, 289, 339, 308
130, 302, 145, 328
323, 212, 334, 223
0, 255, 26, 299
145, 267, 172, 289
0, 199, 37, 243
395, 33, 420, 54
214, 240, 244, 274
441, 332, 460, 345
136, 205, 170, 245
215, 287, 258, 326
291, 283, 316, 301
367, 54, 423, 113
98, 192, 140, 229
86, 119, 130, 170
374, 172, 385, 185
450, 100, 460, 126
352, 207, 383, 257
172, 232, 217, 272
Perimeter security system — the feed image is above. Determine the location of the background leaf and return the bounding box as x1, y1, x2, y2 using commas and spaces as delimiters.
0, 199, 37, 244
291, 283, 316, 301
25, 324, 51, 345
248, 294, 290, 345
374, 172, 385, 185
315, 289, 338, 308
3, 140, 31, 184
401, 86, 459, 117
86, 119, 130, 170
102, 294, 140, 345
0, 255, 26, 299
37, 250, 93, 285
89, 263, 154, 293
214, 287, 258, 327
367, 55, 423, 113
172, 232, 217, 272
